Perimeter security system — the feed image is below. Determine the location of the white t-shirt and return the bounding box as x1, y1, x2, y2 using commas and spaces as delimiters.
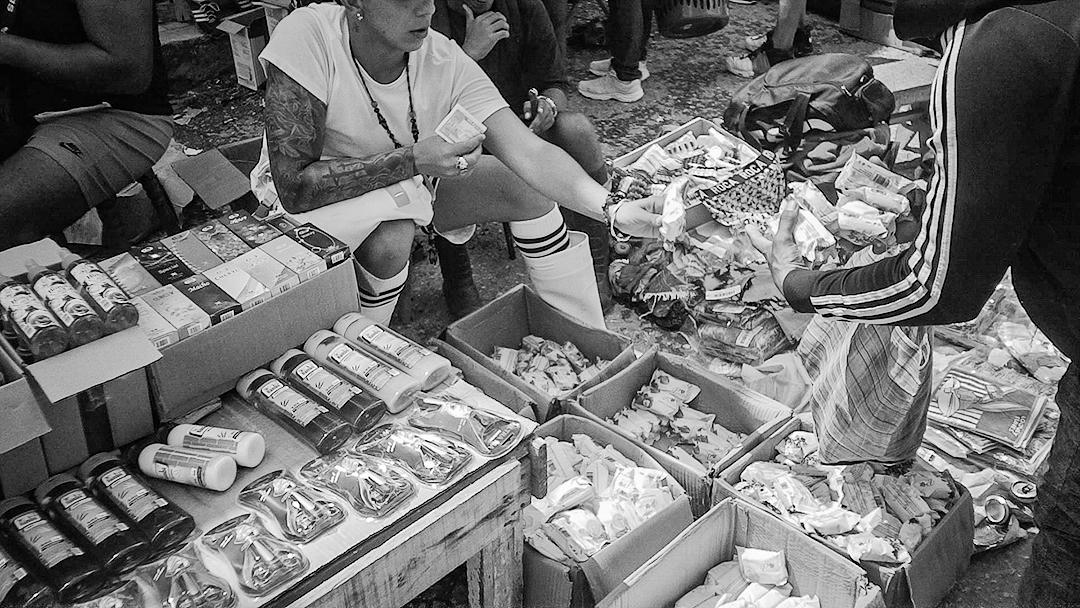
260, 3, 507, 159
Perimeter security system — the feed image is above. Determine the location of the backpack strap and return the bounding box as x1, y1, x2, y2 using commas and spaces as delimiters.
732, 103, 765, 150
781, 92, 812, 152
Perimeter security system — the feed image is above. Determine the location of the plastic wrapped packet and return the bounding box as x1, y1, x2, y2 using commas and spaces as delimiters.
634, 389, 682, 418
409, 395, 523, 459
521, 335, 546, 353
736, 546, 788, 586
139, 543, 236, 608
492, 347, 519, 374
542, 509, 609, 561
776, 431, 819, 464
533, 476, 595, 521
350, 424, 473, 487
562, 342, 590, 373
199, 514, 308, 597
298, 451, 415, 520
238, 470, 346, 544
72, 579, 145, 608
649, 369, 701, 402
521, 371, 559, 395
594, 497, 642, 541
801, 505, 862, 536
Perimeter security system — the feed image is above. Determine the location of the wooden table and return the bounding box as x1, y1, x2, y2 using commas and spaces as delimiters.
149, 396, 530, 608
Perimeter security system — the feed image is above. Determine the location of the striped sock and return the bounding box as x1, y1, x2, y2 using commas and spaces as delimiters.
356, 262, 408, 325
510, 206, 570, 259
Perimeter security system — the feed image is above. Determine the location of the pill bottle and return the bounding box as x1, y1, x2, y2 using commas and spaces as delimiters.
0, 540, 54, 608
236, 369, 353, 454
305, 330, 421, 413
137, 444, 237, 492
77, 453, 196, 554
270, 349, 385, 432
34, 474, 151, 574
161, 424, 265, 468
60, 250, 139, 333
0, 497, 106, 604
334, 312, 454, 390
25, 259, 106, 347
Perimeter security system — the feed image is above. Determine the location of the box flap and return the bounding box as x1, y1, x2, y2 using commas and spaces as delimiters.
172, 149, 252, 210
0, 238, 64, 278
0, 343, 51, 451
26, 327, 161, 403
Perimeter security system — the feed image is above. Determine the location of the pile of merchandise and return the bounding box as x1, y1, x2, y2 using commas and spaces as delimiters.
524, 434, 681, 563
675, 548, 821, 608
606, 369, 745, 473
734, 430, 959, 565
492, 335, 610, 396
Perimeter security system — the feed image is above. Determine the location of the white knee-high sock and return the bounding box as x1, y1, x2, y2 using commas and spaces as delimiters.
510, 206, 570, 259
356, 262, 408, 326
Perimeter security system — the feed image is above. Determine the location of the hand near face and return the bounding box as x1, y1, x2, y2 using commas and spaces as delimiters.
462, 5, 509, 61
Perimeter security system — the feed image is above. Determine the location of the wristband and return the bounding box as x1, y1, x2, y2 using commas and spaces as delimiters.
604, 197, 633, 242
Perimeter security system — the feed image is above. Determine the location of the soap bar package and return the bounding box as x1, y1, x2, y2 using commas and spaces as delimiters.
230, 248, 300, 297
193, 219, 252, 262
100, 252, 162, 297
222, 210, 284, 248
160, 230, 225, 273
131, 241, 195, 285
174, 274, 243, 325
260, 235, 327, 283
131, 295, 180, 349
286, 223, 351, 268
204, 262, 270, 310
142, 284, 211, 341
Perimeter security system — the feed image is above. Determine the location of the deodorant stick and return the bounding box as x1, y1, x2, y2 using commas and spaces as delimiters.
163, 424, 265, 468
137, 444, 237, 492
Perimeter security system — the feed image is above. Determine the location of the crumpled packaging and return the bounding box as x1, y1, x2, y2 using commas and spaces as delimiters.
801, 504, 862, 536
736, 546, 788, 586
776, 431, 819, 464
543, 508, 610, 561
651, 369, 702, 402
533, 475, 595, 521
775, 596, 821, 608
837, 199, 896, 243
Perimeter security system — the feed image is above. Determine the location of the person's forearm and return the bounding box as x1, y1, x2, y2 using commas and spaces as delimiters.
0, 35, 149, 94
274, 148, 419, 214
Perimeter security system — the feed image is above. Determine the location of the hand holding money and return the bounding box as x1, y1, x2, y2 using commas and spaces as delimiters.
413, 134, 484, 178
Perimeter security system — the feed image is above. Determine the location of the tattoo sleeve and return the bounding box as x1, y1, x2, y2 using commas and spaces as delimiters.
264, 63, 418, 214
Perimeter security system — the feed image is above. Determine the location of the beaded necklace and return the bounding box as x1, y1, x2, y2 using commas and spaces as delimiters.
354, 55, 420, 148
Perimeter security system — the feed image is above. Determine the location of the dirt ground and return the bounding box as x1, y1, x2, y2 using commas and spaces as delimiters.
161, 3, 1032, 605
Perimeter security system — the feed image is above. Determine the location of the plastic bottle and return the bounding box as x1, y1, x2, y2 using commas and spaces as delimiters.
304, 330, 422, 413
270, 349, 386, 432
236, 369, 353, 454
137, 444, 237, 492
33, 474, 151, 574
59, 250, 139, 333
160, 423, 266, 468
335, 313, 454, 390
0, 497, 107, 604
0, 274, 69, 359
77, 453, 197, 555
24, 259, 106, 347
0, 540, 54, 608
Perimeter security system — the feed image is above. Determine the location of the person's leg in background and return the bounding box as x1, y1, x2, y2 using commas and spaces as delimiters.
540, 0, 570, 75
578, 0, 646, 103
0, 147, 90, 250
724, 0, 812, 78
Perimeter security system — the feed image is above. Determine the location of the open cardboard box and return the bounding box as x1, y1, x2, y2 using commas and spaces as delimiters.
714, 417, 973, 608
432, 338, 538, 421
443, 284, 636, 423
150, 258, 360, 421
0, 239, 161, 488
599, 497, 884, 608
567, 349, 791, 516
526, 415, 695, 608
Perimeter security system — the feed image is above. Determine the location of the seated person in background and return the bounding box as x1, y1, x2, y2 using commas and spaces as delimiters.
0, 0, 173, 251
724, 0, 814, 78
250, 0, 662, 328
431, 0, 613, 318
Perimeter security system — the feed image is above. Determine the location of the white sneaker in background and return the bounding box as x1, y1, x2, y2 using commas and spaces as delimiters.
587, 58, 651, 81
577, 74, 644, 102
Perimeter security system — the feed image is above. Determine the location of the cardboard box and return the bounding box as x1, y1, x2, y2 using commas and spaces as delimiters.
598, 498, 884, 608
433, 338, 538, 421
131, 296, 181, 349
715, 417, 973, 608
204, 262, 271, 310
142, 285, 211, 340
161, 230, 225, 273
526, 415, 695, 607
230, 248, 300, 298
0, 439, 48, 499
260, 235, 326, 282
0, 338, 49, 498
150, 259, 359, 421
217, 8, 269, 90
263, 4, 290, 38
173, 150, 255, 212
100, 252, 162, 297
174, 274, 243, 325
568, 349, 791, 516
444, 284, 636, 423
840, 1, 906, 49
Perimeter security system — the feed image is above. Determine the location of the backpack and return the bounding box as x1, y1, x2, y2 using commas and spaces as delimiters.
723, 53, 896, 154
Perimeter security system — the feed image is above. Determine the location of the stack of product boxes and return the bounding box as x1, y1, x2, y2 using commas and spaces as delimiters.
100, 212, 350, 350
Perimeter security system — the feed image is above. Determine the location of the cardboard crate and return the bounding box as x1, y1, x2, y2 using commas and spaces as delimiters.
432, 338, 538, 421
526, 415, 695, 608
715, 417, 973, 608
600, 498, 883, 608
567, 349, 791, 516
443, 284, 636, 423
150, 259, 359, 421
217, 8, 269, 90
0, 340, 49, 498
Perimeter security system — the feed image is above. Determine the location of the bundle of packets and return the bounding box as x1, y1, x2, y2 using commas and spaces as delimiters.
523, 433, 679, 563
606, 369, 746, 474
674, 547, 820, 608
734, 430, 957, 564
492, 335, 610, 396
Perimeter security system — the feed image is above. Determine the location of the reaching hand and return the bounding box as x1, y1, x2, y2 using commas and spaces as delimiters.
462, 6, 509, 61
522, 89, 557, 134
746, 197, 806, 296
413, 134, 485, 178
610, 195, 663, 239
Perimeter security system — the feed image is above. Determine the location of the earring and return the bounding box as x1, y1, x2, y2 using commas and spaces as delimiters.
356, 11, 363, 20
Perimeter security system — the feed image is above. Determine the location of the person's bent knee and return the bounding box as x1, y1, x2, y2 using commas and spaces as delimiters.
354, 219, 415, 277
548, 113, 604, 167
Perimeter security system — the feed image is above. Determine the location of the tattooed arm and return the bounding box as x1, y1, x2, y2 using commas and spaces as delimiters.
264, 64, 418, 214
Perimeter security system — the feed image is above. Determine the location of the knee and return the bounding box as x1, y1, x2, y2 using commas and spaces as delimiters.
551, 113, 603, 159
354, 219, 414, 277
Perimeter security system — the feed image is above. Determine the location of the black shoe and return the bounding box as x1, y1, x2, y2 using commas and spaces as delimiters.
432, 235, 483, 320
563, 210, 614, 314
